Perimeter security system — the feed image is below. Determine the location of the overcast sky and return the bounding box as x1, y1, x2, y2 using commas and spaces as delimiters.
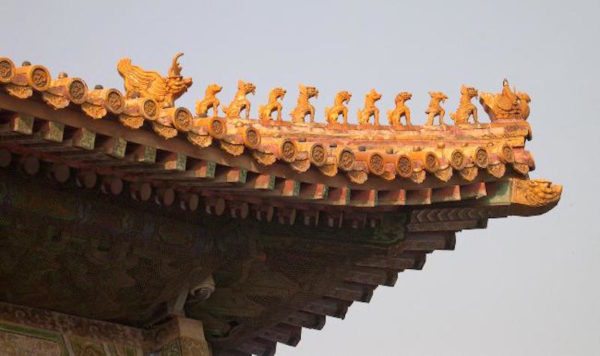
2, 0, 599, 355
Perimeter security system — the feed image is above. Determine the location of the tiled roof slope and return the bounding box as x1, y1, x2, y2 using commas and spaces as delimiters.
0, 56, 553, 220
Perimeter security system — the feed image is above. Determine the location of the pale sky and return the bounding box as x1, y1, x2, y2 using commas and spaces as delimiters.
2, 0, 599, 355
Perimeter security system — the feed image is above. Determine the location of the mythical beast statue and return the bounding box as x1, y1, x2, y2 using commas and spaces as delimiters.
357, 89, 382, 126
425, 91, 448, 126
479, 79, 531, 121
117, 52, 192, 108
259, 87, 287, 122
325, 91, 352, 125
387, 92, 413, 127
196, 83, 223, 117
450, 85, 479, 125
223, 80, 256, 119
290, 84, 319, 123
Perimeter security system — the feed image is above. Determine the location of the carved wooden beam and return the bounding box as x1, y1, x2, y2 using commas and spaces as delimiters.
326, 187, 351, 205
403, 232, 456, 252
258, 324, 301, 347
378, 189, 405, 205
344, 267, 391, 286
350, 189, 378, 207
324, 282, 374, 303
355, 253, 424, 271
148, 159, 215, 181
283, 312, 325, 330
461, 181, 487, 200
406, 188, 432, 205
302, 298, 350, 319
38, 127, 96, 154
68, 135, 126, 162
176, 166, 247, 188
431, 185, 461, 203
298, 183, 328, 200
0, 113, 34, 136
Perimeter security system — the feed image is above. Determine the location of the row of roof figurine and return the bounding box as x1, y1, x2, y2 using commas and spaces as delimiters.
117, 52, 531, 127
194, 81, 530, 127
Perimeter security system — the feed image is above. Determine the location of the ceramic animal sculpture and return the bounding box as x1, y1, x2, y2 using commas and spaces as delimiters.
479, 79, 531, 121
517, 92, 531, 120
223, 80, 256, 119
325, 91, 352, 125
425, 91, 448, 126
450, 85, 479, 125
512, 179, 562, 207
117, 52, 192, 108
290, 84, 319, 123
195, 83, 222, 117
259, 87, 287, 122
387, 92, 413, 127
357, 89, 382, 125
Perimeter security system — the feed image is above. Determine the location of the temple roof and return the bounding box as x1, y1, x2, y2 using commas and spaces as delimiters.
0, 55, 552, 217
0, 54, 561, 355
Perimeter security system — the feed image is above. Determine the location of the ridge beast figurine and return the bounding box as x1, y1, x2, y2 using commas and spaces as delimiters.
387, 92, 413, 127
425, 91, 448, 126
195, 83, 222, 117
223, 80, 256, 119
325, 91, 352, 125
357, 89, 382, 126
450, 85, 479, 125
290, 84, 319, 123
259, 87, 287, 122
